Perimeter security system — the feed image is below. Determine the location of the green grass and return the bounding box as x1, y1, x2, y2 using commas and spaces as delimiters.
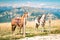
51, 29, 60, 34
0, 37, 10, 40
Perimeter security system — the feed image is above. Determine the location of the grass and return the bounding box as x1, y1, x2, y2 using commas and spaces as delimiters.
0, 37, 10, 40
0, 22, 60, 40
51, 29, 60, 34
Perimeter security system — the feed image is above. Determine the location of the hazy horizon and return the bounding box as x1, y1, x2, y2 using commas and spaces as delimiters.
0, 0, 60, 9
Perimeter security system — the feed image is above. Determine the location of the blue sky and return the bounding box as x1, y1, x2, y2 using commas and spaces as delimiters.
0, 0, 60, 3
0, 0, 60, 8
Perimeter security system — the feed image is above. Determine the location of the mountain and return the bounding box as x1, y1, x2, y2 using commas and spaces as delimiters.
0, 6, 60, 22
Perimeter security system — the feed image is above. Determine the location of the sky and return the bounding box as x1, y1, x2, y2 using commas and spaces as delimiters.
0, 0, 60, 3
0, 0, 60, 8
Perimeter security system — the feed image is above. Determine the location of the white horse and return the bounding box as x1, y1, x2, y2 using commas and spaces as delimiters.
35, 14, 46, 32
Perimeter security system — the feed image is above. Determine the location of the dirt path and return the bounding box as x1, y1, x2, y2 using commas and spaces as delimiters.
19, 34, 60, 40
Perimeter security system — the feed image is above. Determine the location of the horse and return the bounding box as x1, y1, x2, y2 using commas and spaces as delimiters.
11, 12, 29, 33
35, 14, 46, 32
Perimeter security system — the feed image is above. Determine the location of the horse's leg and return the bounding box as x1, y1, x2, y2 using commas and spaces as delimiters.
12, 25, 16, 33
35, 23, 39, 29
41, 23, 45, 32
19, 27, 21, 34
43, 25, 46, 32
35, 23, 39, 32
19, 25, 23, 34
17, 25, 21, 34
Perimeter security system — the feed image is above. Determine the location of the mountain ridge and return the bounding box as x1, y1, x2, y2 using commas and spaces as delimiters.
0, 6, 60, 22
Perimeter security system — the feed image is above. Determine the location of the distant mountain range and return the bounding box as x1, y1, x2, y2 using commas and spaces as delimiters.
0, 6, 60, 23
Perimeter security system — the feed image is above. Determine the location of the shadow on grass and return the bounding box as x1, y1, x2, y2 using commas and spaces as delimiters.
51, 29, 60, 34
0, 37, 10, 40
0, 32, 48, 40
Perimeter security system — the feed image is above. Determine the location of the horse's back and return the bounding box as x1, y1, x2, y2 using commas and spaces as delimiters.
11, 17, 23, 25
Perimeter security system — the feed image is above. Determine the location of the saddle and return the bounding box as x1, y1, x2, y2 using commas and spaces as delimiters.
15, 17, 20, 24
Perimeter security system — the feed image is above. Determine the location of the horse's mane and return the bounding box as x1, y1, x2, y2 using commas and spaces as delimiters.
38, 15, 42, 20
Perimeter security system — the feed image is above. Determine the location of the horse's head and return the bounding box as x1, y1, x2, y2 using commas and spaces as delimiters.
23, 12, 29, 18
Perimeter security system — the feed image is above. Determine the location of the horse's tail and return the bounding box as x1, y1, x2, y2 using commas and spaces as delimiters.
11, 25, 16, 33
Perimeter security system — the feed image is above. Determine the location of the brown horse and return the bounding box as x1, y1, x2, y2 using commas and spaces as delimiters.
11, 12, 28, 33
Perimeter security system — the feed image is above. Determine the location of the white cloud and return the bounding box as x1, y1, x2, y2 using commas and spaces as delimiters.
0, 3, 11, 7
0, 2, 60, 9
